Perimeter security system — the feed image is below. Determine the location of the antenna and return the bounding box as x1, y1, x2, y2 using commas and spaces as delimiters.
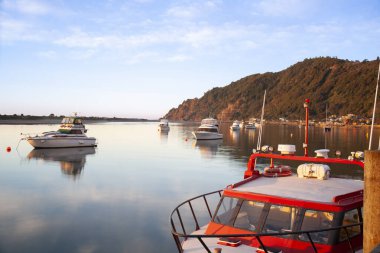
257, 90, 266, 151
369, 60, 380, 150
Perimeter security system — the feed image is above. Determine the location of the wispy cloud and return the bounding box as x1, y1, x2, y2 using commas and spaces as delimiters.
36, 50, 58, 59
165, 0, 220, 19
253, 0, 317, 18
2, 0, 53, 15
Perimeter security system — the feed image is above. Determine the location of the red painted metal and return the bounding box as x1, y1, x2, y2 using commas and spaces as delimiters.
223, 188, 362, 212
244, 153, 364, 179
205, 222, 362, 253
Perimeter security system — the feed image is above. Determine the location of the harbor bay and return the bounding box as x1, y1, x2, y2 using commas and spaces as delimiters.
0, 122, 372, 253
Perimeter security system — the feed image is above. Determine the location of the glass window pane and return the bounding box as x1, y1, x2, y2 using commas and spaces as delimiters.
299, 210, 334, 244
214, 197, 240, 225
339, 209, 361, 241
234, 201, 265, 232
263, 205, 300, 238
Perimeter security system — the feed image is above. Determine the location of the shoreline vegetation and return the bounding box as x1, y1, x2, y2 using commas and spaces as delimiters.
0, 115, 154, 125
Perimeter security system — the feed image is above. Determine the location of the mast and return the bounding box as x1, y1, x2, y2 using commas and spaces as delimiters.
257, 90, 266, 151
369, 60, 380, 150
304, 99, 310, 156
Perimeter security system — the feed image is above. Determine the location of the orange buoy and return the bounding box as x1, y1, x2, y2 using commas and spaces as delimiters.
6, 146, 11, 152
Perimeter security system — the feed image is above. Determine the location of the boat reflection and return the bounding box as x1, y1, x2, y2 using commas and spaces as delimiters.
27, 147, 96, 178
159, 130, 169, 143
230, 129, 239, 144
193, 139, 223, 158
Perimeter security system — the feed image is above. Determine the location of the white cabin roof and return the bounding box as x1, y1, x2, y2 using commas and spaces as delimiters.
232, 175, 363, 203
201, 118, 218, 126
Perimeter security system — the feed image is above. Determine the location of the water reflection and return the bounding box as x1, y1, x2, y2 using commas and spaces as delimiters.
230, 129, 240, 144
27, 147, 96, 178
159, 130, 169, 144
193, 139, 223, 158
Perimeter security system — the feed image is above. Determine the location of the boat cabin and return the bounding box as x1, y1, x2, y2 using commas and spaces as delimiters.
58, 117, 87, 134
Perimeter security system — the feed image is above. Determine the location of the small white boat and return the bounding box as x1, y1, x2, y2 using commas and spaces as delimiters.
245, 119, 256, 129
230, 120, 240, 131
158, 119, 170, 132
26, 116, 97, 148
192, 118, 223, 140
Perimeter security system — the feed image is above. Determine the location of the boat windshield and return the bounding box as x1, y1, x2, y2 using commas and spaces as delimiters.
213, 196, 337, 245
198, 127, 218, 133
61, 118, 74, 124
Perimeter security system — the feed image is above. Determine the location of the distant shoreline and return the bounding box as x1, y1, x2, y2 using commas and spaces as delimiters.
0, 118, 377, 128
0, 118, 156, 125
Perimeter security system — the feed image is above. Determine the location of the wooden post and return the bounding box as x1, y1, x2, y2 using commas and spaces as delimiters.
364, 150, 380, 252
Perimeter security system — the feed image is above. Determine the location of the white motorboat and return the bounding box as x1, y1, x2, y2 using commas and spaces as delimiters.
245, 119, 256, 129
230, 120, 240, 131
26, 116, 97, 148
158, 119, 170, 132
192, 118, 223, 140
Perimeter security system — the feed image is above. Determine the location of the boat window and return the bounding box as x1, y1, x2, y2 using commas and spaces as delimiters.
299, 210, 334, 244
262, 205, 300, 238
69, 129, 82, 134
62, 118, 74, 124
74, 119, 82, 124
198, 128, 218, 133
339, 209, 361, 241
214, 197, 240, 226
234, 201, 265, 232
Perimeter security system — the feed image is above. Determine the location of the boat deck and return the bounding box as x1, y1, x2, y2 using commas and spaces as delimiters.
232, 175, 363, 203
183, 226, 264, 253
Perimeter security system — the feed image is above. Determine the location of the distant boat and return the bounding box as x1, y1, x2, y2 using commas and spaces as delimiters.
192, 118, 223, 140
245, 118, 256, 129
230, 120, 240, 131
158, 119, 170, 132
26, 116, 97, 148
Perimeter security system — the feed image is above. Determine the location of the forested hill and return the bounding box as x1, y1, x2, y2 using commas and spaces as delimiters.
164, 57, 379, 121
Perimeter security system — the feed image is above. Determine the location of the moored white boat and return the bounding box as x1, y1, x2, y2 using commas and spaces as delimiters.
158, 119, 170, 132
230, 120, 241, 131
245, 121, 256, 129
26, 116, 97, 148
192, 118, 223, 140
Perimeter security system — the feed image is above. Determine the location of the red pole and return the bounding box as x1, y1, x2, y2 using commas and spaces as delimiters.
304, 99, 310, 157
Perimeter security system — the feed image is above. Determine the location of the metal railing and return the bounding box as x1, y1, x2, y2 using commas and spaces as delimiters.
170, 190, 363, 253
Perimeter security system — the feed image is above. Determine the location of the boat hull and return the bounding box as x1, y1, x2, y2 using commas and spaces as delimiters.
158, 126, 170, 132
192, 131, 223, 140
27, 136, 97, 148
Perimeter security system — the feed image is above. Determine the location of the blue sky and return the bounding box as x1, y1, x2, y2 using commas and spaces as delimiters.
1, 0, 379, 119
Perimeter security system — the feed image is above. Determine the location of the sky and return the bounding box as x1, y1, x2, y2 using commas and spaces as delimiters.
1, 0, 379, 119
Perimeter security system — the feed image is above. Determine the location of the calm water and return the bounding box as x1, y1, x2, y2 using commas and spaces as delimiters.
0, 122, 375, 253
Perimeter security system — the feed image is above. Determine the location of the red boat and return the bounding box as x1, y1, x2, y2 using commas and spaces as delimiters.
170, 100, 364, 253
